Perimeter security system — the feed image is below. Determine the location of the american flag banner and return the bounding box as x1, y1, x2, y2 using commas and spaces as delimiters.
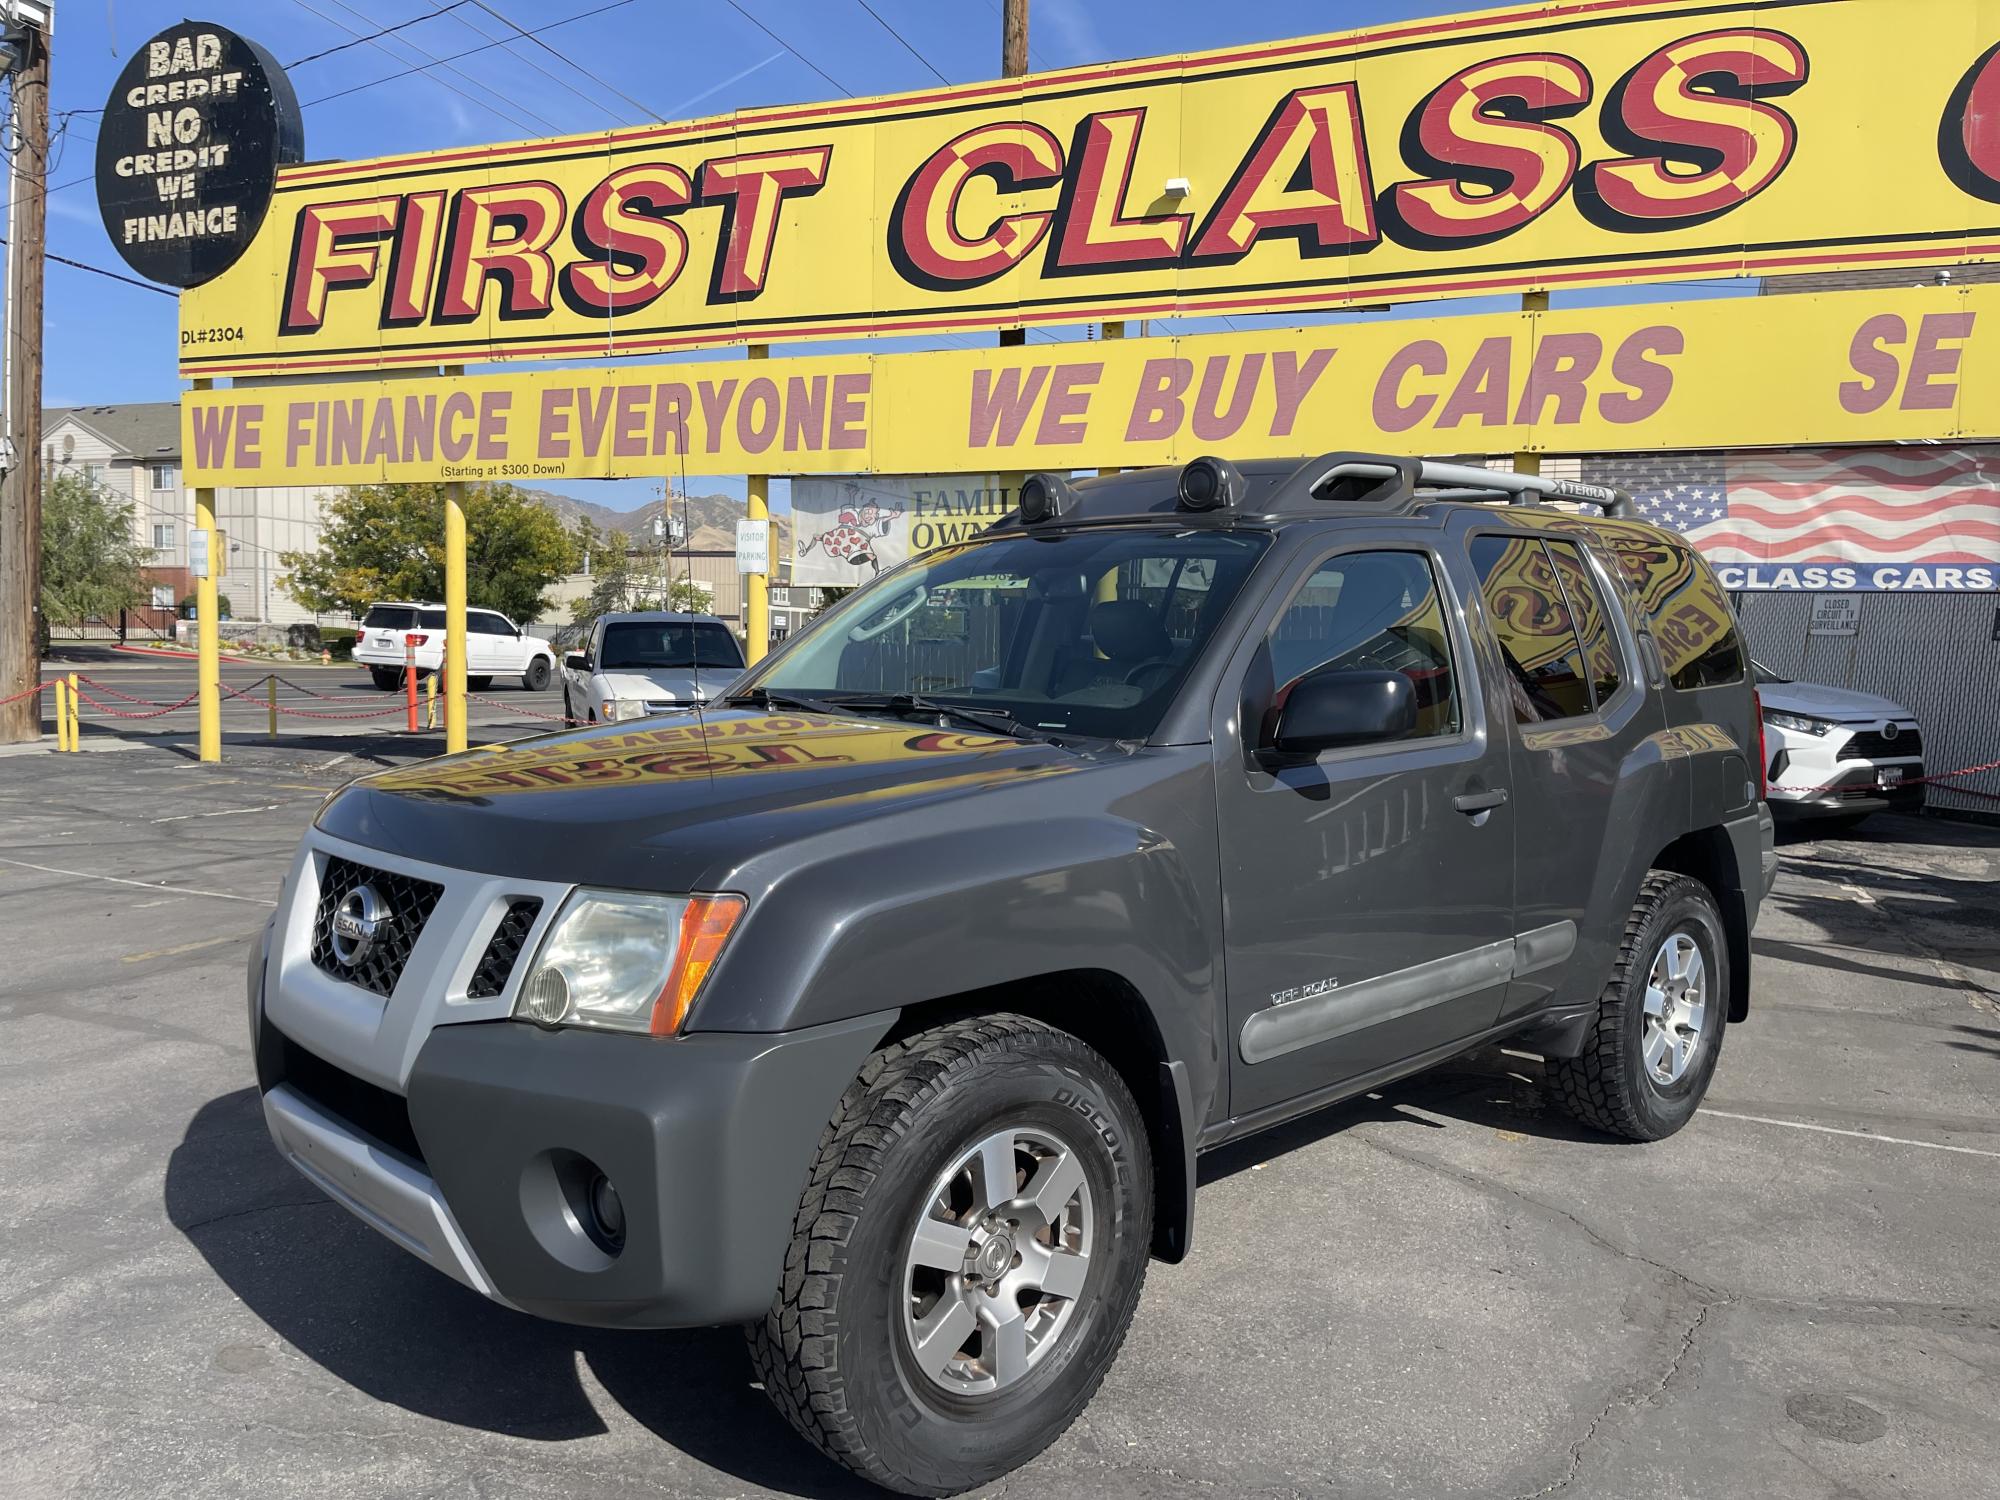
1629, 448, 2000, 592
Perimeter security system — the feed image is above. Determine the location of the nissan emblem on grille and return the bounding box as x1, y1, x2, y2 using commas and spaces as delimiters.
329, 884, 392, 967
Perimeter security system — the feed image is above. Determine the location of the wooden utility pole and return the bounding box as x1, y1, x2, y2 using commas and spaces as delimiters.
998, 0, 1028, 350
0, 16, 49, 746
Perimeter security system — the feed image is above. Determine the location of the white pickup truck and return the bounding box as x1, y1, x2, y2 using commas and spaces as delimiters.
353, 602, 559, 692
560, 611, 746, 723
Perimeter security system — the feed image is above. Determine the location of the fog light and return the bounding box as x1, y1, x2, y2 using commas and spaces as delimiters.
520, 965, 570, 1026
587, 1172, 625, 1252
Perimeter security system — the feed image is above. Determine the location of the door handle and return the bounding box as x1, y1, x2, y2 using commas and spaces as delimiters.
1453, 788, 1510, 814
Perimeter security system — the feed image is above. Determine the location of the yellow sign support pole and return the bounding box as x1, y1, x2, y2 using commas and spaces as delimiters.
53, 677, 68, 751
444, 481, 468, 753
1098, 322, 1126, 478
1513, 292, 1548, 478
192, 376, 221, 763
744, 344, 771, 665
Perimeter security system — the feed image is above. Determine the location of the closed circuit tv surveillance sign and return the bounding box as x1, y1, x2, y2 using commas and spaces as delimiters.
95, 21, 303, 289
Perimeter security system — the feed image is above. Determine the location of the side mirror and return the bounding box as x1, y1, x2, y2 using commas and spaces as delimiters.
564, 652, 589, 672
1267, 668, 1417, 755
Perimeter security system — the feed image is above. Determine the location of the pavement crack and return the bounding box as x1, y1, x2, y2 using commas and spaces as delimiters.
176, 1197, 334, 1233
1353, 1129, 1727, 1298
1516, 1299, 1718, 1500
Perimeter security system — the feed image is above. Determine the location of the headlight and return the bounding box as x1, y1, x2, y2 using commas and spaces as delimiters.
515, 890, 744, 1035
1763, 709, 1834, 736
602, 698, 650, 722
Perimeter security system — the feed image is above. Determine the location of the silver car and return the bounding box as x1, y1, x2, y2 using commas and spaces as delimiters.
560, 611, 746, 724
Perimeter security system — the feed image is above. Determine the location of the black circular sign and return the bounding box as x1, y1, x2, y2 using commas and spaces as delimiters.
95, 22, 304, 288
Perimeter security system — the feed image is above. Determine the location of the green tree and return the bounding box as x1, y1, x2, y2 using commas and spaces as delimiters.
40, 471, 148, 634
282, 482, 577, 621
570, 545, 714, 630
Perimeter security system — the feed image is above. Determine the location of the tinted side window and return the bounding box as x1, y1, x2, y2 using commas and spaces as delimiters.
1659, 550, 1744, 689
1270, 550, 1460, 740
1543, 539, 1622, 706
470, 612, 514, 636
1590, 530, 1745, 690
1469, 535, 1593, 723
361, 605, 416, 629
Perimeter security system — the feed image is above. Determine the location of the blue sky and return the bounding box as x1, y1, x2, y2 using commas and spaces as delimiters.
41, 0, 1752, 510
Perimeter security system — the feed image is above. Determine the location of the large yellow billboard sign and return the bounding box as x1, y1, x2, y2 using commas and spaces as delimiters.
182, 283, 2000, 485
180, 0, 2000, 376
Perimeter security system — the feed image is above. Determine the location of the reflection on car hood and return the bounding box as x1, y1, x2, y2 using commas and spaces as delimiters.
595, 668, 717, 701
1761, 679, 1915, 722
316, 708, 1091, 888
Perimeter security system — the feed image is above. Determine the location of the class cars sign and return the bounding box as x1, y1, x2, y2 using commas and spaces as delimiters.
178, 0, 2000, 376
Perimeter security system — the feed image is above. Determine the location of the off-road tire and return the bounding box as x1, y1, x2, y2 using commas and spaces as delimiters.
748, 1014, 1152, 1497
1547, 871, 1728, 1142
522, 657, 552, 692
368, 667, 400, 691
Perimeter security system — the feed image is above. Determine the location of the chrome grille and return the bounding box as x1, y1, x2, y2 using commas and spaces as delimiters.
466, 898, 542, 999
310, 856, 443, 998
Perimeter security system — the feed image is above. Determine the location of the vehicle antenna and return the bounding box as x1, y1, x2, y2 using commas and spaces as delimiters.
675, 442, 714, 785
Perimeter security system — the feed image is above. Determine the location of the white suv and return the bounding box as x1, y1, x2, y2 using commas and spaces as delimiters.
353, 602, 558, 692
1757, 660, 1925, 830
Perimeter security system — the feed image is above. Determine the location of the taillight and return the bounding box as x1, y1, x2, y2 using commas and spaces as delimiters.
405, 633, 430, 647
1753, 688, 1768, 799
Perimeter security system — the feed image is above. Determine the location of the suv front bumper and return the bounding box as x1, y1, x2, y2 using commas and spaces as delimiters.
252, 935, 892, 1328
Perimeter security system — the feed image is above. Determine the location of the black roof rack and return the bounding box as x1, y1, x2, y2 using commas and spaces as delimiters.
1303, 455, 1636, 519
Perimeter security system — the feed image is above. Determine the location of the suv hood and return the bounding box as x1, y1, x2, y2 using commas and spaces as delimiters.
1760, 679, 1914, 722
316, 709, 1093, 889
595, 668, 719, 702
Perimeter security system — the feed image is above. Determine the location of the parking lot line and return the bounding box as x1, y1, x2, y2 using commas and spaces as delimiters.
0, 855, 278, 907
1703, 1108, 2000, 1160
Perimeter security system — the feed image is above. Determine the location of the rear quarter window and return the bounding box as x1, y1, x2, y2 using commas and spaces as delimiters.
361, 606, 416, 630
1596, 531, 1744, 690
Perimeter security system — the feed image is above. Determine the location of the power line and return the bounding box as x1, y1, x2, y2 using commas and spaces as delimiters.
462, 0, 661, 123
288, 1, 472, 69
285, 0, 555, 137
318, 0, 566, 133
298, 0, 635, 113
721, 0, 854, 97
0, 236, 174, 296
853, 0, 952, 86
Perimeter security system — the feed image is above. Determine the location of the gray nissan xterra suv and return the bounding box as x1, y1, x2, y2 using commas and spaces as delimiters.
248, 454, 1776, 1496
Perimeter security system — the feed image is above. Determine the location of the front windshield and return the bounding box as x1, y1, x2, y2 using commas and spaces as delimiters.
599, 620, 744, 671
747, 528, 1270, 739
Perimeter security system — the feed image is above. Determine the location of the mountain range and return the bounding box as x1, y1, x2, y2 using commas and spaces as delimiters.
519, 487, 789, 552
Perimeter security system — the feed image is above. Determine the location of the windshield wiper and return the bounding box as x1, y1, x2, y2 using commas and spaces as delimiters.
835, 692, 1061, 744
723, 686, 852, 717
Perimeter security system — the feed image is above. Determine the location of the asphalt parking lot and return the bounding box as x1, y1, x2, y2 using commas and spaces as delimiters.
2, 743, 1996, 1499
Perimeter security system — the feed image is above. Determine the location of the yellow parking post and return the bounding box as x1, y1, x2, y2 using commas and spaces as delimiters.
745, 345, 771, 665
444, 483, 467, 752
426, 669, 438, 730
192, 376, 221, 764
67, 672, 80, 749
53, 678, 68, 751
267, 676, 278, 739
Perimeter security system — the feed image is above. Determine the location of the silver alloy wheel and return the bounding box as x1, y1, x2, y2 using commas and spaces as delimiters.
1642, 929, 1708, 1085
901, 1123, 1094, 1396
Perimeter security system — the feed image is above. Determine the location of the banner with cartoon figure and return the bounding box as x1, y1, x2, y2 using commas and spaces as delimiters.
792, 475, 1011, 587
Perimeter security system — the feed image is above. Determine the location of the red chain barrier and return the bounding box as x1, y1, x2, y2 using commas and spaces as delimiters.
78, 672, 269, 707
71, 686, 201, 720
466, 692, 571, 723
0, 680, 48, 706
272, 673, 370, 701
1774, 758, 2000, 799
217, 681, 412, 721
